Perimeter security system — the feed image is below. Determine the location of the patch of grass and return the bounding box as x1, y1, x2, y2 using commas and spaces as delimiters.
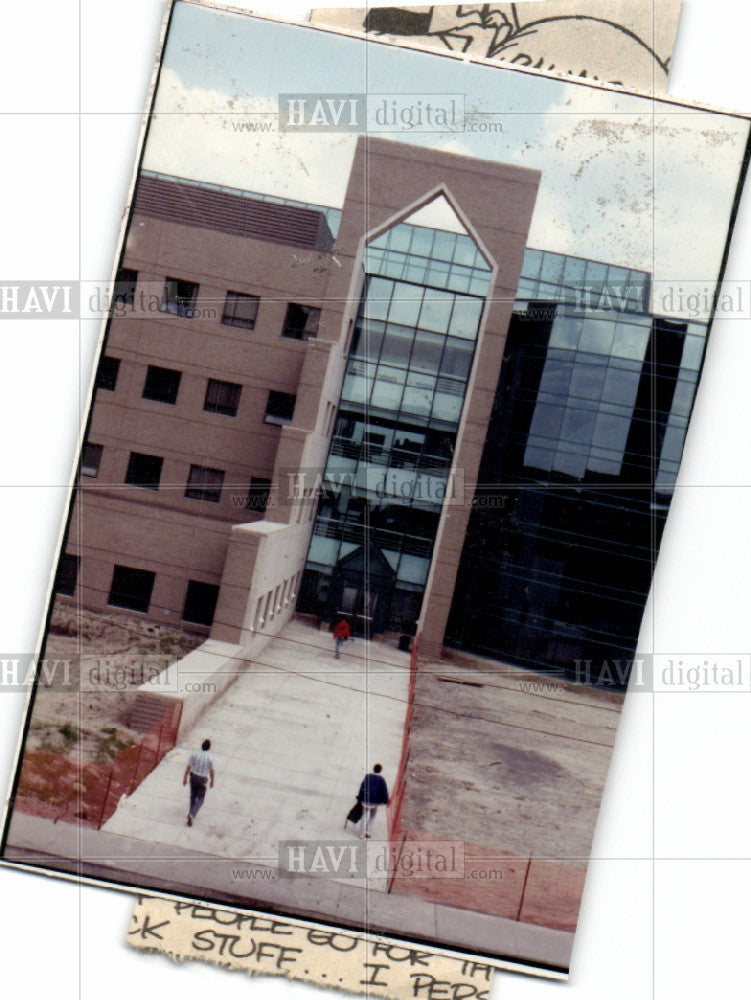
58, 723, 79, 749
48, 619, 78, 637
95, 729, 136, 762
158, 631, 202, 657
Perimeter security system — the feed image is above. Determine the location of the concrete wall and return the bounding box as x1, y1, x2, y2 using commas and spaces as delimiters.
210, 521, 310, 645
131, 638, 243, 740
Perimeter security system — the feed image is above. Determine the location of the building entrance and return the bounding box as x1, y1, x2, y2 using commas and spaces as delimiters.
327, 544, 395, 636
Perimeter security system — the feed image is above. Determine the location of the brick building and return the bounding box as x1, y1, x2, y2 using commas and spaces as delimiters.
55, 136, 706, 683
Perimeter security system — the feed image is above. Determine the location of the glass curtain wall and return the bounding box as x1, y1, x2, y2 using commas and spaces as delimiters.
298, 219, 492, 634
446, 263, 707, 686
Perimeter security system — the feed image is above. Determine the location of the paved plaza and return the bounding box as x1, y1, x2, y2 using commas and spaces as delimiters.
103, 621, 410, 883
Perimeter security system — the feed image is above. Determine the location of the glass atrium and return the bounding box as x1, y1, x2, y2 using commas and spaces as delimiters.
298, 212, 492, 634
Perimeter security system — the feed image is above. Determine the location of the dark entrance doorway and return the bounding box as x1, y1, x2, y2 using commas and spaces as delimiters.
326, 543, 396, 637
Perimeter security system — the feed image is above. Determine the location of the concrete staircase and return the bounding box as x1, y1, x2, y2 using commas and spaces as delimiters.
129, 692, 177, 732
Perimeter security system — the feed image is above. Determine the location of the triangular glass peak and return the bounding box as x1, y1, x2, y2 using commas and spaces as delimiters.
400, 194, 471, 235
365, 193, 493, 296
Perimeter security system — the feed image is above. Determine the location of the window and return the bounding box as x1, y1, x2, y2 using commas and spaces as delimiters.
95, 355, 120, 392
418, 289, 454, 333
161, 277, 199, 318
204, 378, 242, 416
182, 580, 220, 627
143, 365, 181, 404
125, 452, 163, 491
265, 391, 296, 426
108, 565, 155, 613
113, 267, 138, 308
282, 303, 321, 340
185, 464, 224, 503
81, 443, 103, 477
54, 553, 79, 596
246, 477, 272, 513
222, 291, 260, 330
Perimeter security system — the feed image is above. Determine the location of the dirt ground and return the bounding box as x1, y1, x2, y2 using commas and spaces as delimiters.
403, 649, 624, 864
26, 599, 203, 762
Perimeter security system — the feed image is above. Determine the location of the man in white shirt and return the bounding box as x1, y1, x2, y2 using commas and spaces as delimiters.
182, 738, 215, 827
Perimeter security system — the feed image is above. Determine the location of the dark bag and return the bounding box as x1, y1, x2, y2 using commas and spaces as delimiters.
346, 800, 363, 824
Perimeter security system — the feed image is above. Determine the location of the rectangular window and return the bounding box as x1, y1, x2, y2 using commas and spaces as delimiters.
125, 452, 163, 491
282, 303, 321, 340
161, 277, 199, 318
204, 378, 242, 416
54, 553, 79, 596
182, 580, 220, 627
143, 365, 182, 404
222, 291, 260, 330
113, 267, 138, 308
81, 442, 103, 477
246, 477, 272, 513
185, 464, 224, 503
108, 565, 155, 613
95, 355, 120, 392
265, 390, 296, 426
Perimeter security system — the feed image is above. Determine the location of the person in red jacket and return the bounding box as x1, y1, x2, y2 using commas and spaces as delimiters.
333, 619, 351, 658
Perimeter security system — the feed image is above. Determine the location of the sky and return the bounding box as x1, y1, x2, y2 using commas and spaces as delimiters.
141, 0, 750, 307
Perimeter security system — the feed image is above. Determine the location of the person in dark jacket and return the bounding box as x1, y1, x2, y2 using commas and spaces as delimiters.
356, 763, 390, 838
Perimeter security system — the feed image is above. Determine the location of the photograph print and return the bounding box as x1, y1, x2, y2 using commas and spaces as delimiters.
2, 0, 749, 978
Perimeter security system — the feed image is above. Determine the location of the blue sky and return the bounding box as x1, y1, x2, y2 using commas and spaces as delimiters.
159, 1, 572, 162
142, 1, 750, 306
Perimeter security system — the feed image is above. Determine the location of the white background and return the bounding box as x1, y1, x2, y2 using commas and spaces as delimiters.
1, 1, 751, 997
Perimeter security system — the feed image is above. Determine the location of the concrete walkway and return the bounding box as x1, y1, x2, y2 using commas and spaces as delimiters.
103, 621, 410, 883
5, 813, 573, 975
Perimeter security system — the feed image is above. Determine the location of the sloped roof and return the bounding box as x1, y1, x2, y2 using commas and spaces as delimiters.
132, 174, 334, 251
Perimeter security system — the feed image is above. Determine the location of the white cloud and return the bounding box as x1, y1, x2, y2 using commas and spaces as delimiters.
506, 86, 747, 296
143, 71, 747, 317
143, 68, 358, 206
